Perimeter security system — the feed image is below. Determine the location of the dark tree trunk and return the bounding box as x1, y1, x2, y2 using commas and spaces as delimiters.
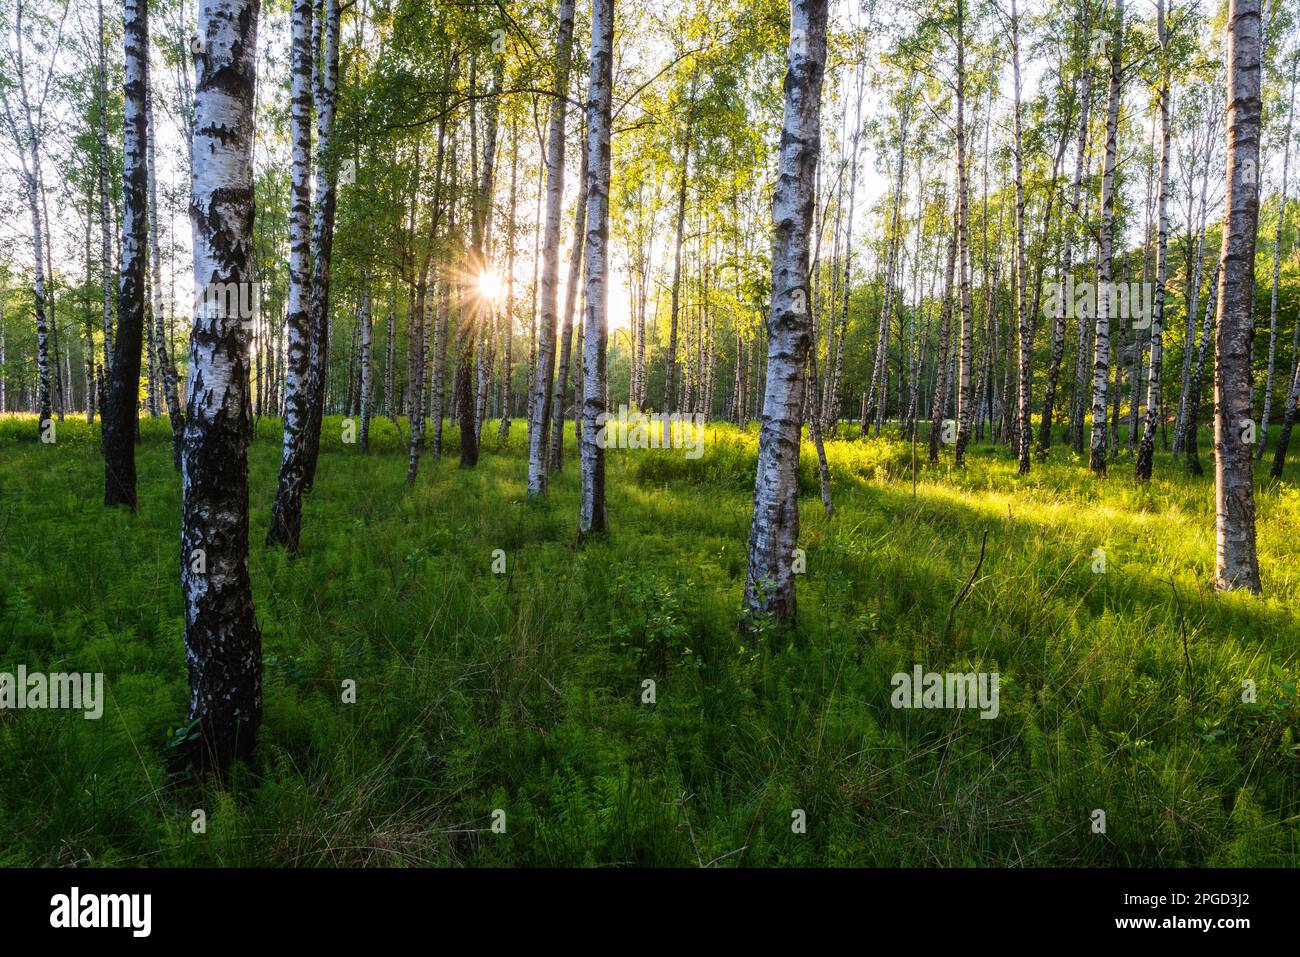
104, 0, 150, 509
179, 0, 263, 775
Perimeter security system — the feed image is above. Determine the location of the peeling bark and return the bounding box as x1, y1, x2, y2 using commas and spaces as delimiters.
180, 0, 263, 774
267, 0, 316, 551
1089, 0, 1123, 476
743, 0, 827, 621
1213, 0, 1263, 592
579, 0, 613, 536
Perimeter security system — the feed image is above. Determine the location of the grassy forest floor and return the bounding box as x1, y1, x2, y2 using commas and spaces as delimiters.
1, 412, 1298, 866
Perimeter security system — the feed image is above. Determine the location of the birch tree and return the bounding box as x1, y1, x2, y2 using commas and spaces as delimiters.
928, 225, 957, 464
1089, 0, 1123, 475
266, 0, 315, 552
526, 0, 576, 495
579, 0, 613, 535
499, 116, 518, 441
0, 0, 62, 435
1258, 49, 1297, 460
953, 0, 974, 468
1039, 0, 1091, 455
357, 274, 373, 451
1270, 327, 1300, 477
468, 53, 502, 453
97, 0, 114, 379
147, 61, 184, 468
1136, 0, 1170, 481
742, 0, 827, 621
551, 134, 587, 471
1213, 0, 1262, 592
302, 0, 341, 491
103, 0, 149, 508
1187, 260, 1219, 475
1010, 0, 1030, 474
180, 0, 262, 773
664, 72, 697, 417
1173, 81, 1222, 453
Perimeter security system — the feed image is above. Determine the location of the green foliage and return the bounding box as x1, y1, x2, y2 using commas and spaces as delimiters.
0, 414, 1298, 865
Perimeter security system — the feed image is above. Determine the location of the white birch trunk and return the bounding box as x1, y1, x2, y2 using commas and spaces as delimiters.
180, 0, 263, 772
302, 0, 340, 491
1011, 0, 1030, 474
551, 135, 588, 470
1214, 0, 1263, 592
526, 0, 577, 494
1089, 0, 1123, 475
742, 0, 828, 620
266, 0, 315, 550
580, 0, 614, 535
953, 0, 974, 467
147, 61, 185, 468
1038, 1, 1090, 454
1258, 54, 1297, 459
358, 275, 373, 451
1136, 0, 1171, 481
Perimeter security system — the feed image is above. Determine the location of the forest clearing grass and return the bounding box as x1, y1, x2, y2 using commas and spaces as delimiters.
1, 412, 1298, 866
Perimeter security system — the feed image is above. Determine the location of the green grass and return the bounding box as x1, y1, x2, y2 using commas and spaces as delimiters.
1, 411, 1298, 866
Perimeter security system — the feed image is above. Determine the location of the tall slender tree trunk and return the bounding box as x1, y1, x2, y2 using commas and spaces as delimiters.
1011, 0, 1030, 474
104, 0, 150, 509
302, 0, 341, 491
929, 226, 958, 463
825, 64, 864, 434
267, 0, 316, 551
411, 118, 448, 482
499, 118, 518, 441
742, 0, 828, 621
1214, 0, 1263, 592
1136, 0, 1171, 481
525, 0, 577, 493
868, 93, 911, 436
384, 302, 395, 416
1270, 322, 1300, 476
147, 60, 184, 468
358, 274, 373, 451
1070, 172, 1096, 455
1089, 0, 1123, 475
1187, 261, 1220, 476
97, 0, 115, 379
1174, 129, 1216, 452
579, 0, 614, 536
407, 264, 430, 483
665, 74, 697, 417
1039, 0, 1091, 455
471, 56, 504, 447
953, 0, 974, 467
432, 160, 455, 460
1258, 52, 1298, 458
552, 136, 588, 471
525, 156, 542, 431
180, 0, 262, 774
3, 2, 54, 433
